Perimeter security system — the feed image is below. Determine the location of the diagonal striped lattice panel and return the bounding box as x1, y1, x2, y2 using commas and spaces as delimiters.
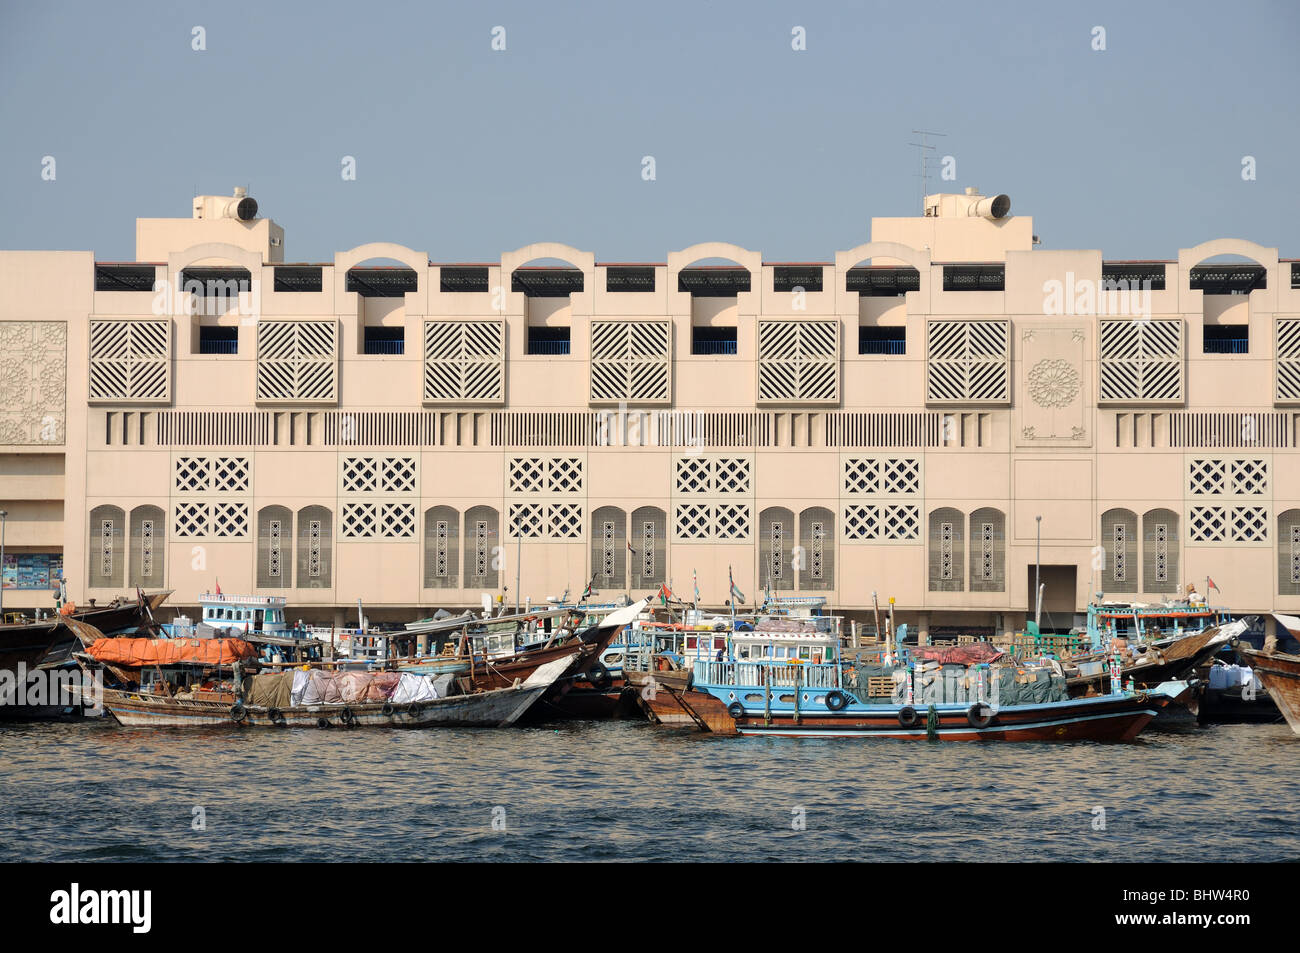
756, 320, 839, 404
1098, 318, 1183, 403
88, 319, 171, 402
424, 320, 504, 404
256, 320, 337, 403
589, 320, 671, 404
1276, 319, 1300, 404
926, 320, 1009, 404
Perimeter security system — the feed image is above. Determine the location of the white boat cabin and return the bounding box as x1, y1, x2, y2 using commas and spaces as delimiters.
196, 592, 288, 635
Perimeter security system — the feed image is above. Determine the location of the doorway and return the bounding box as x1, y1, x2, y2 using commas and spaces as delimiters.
1027, 564, 1078, 634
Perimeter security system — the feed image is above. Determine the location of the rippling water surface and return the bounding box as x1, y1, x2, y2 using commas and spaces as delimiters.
2, 717, 1296, 862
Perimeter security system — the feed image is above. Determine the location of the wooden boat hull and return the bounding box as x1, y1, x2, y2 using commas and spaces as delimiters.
101, 683, 548, 729
712, 688, 1181, 741
1235, 646, 1300, 735
623, 670, 738, 734
1066, 627, 1232, 698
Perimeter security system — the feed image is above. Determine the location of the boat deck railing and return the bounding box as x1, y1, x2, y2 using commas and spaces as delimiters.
693, 660, 843, 690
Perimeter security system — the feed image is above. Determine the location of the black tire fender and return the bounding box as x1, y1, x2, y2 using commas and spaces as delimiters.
267, 707, 285, 725
898, 705, 919, 728
584, 661, 613, 691
966, 703, 995, 729
381, 701, 395, 716
726, 701, 745, 719
825, 690, 848, 712
230, 703, 247, 724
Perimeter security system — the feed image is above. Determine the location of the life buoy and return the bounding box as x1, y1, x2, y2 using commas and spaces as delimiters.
230, 703, 247, 724
267, 707, 285, 725
726, 701, 745, 719
584, 661, 613, 691
898, 705, 919, 728
825, 690, 848, 712
966, 703, 994, 729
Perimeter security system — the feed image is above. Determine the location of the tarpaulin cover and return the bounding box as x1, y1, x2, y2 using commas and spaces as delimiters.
363, 673, 402, 702
87, 637, 257, 667
390, 672, 439, 704
911, 643, 1006, 666
246, 671, 294, 708
290, 670, 310, 706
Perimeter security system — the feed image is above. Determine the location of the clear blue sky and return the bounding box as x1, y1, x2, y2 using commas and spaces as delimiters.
1, 0, 1296, 263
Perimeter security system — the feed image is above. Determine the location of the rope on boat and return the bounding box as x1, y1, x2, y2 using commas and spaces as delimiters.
926, 704, 939, 740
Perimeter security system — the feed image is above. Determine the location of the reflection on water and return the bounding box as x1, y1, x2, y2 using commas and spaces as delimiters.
1, 718, 1296, 862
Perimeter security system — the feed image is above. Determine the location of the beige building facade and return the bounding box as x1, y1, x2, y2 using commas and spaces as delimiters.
3, 187, 1299, 636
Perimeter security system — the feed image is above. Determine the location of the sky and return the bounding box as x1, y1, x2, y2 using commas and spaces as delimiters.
1, 0, 1297, 263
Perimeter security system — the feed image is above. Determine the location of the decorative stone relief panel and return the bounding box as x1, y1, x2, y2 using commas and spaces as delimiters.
1016, 324, 1090, 446
0, 321, 66, 445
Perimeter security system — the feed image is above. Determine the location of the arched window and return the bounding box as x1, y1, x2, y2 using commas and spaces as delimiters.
798, 507, 834, 591
1279, 510, 1300, 596
759, 507, 794, 591
928, 507, 964, 592
629, 506, 666, 589
128, 505, 165, 588
1142, 508, 1179, 595
463, 506, 499, 590
424, 506, 460, 589
256, 505, 292, 589
591, 506, 626, 589
968, 507, 1005, 593
89, 505, 125, 588
295, 506, 332, 589
1100, 508, 1138, 594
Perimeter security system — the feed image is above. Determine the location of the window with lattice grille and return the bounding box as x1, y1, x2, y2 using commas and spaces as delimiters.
757, 320, 840, 404
508, 457, 582, 493
760, 507, 793, 586
969, 508, 1005, 592
926, 320, 1010, 404
1142, 509, 1178, 594
590, 320, 671, 404
423, 321, 504, 403
1276, 320, 1300, 403
295, 506, 332, 588
130, 504, 166, 587
928, 508, 964, 591
591, 507, 625, 587
88, 319, 171, 403
1280, 511, 1300, 595
175, 455, 250, 492
674, 457, 751, 494
463, 507, 499, 588
173, 502, 248, 539
1100, 508, 1138, 592
256, 320, 338, 403
424, 506, 459, 589
1098, 318, 1183, 403
89, 505, 124, 588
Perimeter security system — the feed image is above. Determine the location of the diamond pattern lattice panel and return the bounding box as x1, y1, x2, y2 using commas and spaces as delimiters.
256, 320, 337, 403
756, 320, 840, 404
423, 320, 504, 404
88, 319, 170, 403
1098, 318, 1183, 404
926, 320, 1010, 404
590, 320, 671, 404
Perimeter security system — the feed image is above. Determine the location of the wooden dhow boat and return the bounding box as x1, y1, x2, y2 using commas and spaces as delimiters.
78, 635, 578, 729
1233, 620, 1300, 735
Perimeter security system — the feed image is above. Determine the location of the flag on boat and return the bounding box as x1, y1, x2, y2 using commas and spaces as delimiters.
1207, 577, 1219, 592
658, 582, 672, 607
627, 540, 637, 557
728, 566, 745, 605
215, 578, 222, 595
581, 573, 597, 600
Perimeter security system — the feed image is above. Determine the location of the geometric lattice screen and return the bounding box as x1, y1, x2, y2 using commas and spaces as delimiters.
590, 320, 671, 404
756, 320, 839, 404
1276, 319, 1300, 404
174, 455, 251, 492
673, 502, 751, 541
842, 458, 921, 495
926, 320, 1010, 403
341, 456, 417, 493
507, 457, 583, 494
673, 457, 751, 494
256, 320, 338, 403
423, 320, 505, 404
88, 319, 171, 402
1098, 318, 1183, 403
172, 501, 250, 538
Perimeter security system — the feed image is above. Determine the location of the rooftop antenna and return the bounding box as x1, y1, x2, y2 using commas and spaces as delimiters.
907, 130, 946, 213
